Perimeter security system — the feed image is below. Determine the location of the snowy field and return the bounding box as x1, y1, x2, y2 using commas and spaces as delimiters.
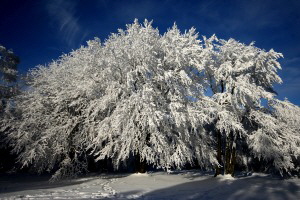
0, 171, 299, 200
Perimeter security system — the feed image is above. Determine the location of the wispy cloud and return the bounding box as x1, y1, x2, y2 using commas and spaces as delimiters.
193, 0, 289, 35
45, 0, 88, 48
282, 57, 300, 66
276, 57, 300, 104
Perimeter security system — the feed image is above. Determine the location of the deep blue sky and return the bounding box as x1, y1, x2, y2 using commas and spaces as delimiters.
1, 0, 300, 105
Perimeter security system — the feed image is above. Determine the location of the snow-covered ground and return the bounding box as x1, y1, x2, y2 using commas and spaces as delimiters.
0, 171, 299, 200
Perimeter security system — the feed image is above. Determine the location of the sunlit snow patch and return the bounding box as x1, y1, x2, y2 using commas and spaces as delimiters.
216, 174, 235, 181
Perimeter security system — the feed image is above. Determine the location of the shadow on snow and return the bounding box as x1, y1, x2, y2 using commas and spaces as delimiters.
118, 174, 300, 200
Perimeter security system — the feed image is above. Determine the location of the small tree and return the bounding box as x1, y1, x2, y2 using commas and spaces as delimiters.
0, 45, 19, 171
0, 45, 19, 112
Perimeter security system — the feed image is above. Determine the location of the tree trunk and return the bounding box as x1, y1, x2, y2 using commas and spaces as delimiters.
214, 81, 225, 177
224, 133, 236, 176
230, 145, 236, 176
134, 154, 147, 173
67, 122, 81, 161
214, 131, 222, 177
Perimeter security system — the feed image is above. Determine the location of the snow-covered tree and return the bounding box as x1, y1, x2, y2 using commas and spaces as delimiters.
87, 20, 217, 171
8, 39, 105, 180
201, 36, 300, 176
7, 19, 300, 179
0, 45, 19, 113
9, 20, 217, 179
